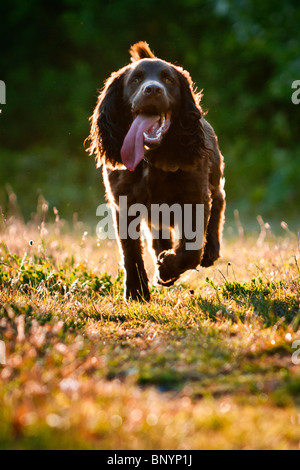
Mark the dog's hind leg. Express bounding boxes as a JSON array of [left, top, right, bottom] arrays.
[[200, 186, 225, 267], [149, 225, 174, 258]]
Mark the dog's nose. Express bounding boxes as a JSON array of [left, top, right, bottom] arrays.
[[143, 83, 163, 96]]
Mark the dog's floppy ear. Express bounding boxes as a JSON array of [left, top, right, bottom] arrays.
[[129, 41, 156, 61], [168, 67, 210, 168], [176, 67, 202, 127], [87, 66, 130, 168]]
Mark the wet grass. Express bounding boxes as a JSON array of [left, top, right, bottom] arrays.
[[0, 211, 299, 449]]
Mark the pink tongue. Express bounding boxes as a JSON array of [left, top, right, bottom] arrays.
[[121, 114, 160, 171]]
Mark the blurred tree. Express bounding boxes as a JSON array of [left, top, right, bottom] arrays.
[[0, 0, 299, 220]]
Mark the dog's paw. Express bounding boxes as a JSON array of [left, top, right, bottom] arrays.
[[199, 253, 215, 267], [125, 282, 150, 302], [200, 251, 220, 268], [157, 250, 180, 285], [125, 289, 151, 302], [200, 242, 220, 267]]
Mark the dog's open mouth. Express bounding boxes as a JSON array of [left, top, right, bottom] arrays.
[[121, 112, 171, 171], [143, 112, 171, 146]]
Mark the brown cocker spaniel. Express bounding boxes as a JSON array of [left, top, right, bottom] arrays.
[[87, 42, 225, 301]]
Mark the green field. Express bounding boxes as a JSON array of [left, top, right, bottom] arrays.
[[0, 209, 299, 450]]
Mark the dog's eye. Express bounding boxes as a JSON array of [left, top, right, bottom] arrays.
[[131, 75, 142, 84], [163, 76, 173, 85]]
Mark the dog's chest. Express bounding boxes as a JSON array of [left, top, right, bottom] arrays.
[[142, 163, 185, 205]]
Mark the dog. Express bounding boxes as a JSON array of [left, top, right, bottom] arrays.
[[87, 41, 225, 301]]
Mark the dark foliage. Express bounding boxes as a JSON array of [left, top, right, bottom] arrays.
[[0, 0, 299, 219]]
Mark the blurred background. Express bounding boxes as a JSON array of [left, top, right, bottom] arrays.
[[0, 0, 299, 225]]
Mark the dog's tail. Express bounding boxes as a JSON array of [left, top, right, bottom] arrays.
[[129, 41, 156, 61]]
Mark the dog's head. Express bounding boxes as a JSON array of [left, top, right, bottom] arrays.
[[87, 42, 207, 171]]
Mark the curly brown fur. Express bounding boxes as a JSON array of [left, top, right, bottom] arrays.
[[87, 42, 225, 301]]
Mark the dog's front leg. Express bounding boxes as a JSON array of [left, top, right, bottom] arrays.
[[114, 210, 150, 301], [157, 200, 211, 285]]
